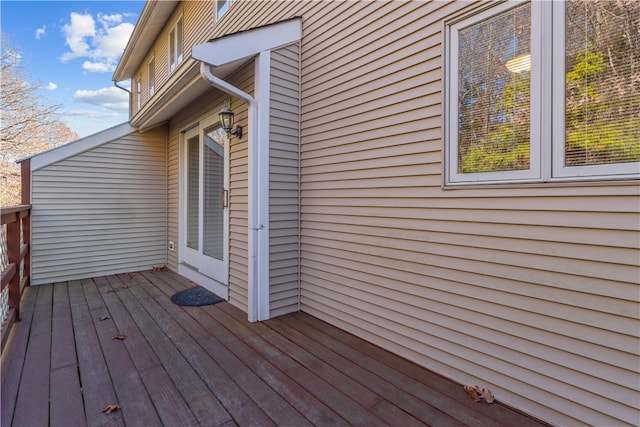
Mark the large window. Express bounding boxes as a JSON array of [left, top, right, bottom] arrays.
[[169, 17, 183, 73], [446, 0, 639, 185]]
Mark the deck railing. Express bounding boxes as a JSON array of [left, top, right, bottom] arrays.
[[1, 204, 31, 351]]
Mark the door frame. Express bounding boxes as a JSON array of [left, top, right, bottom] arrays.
[[177, 111, 229, 299]]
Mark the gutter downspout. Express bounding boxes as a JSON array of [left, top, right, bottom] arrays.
[[199, 62, 263, 322], [114, 80, 132, 119]]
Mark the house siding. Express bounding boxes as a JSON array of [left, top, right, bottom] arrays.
[[132, 1, 214, 116], [30, 126, 167, 285], [226, 64, 253, 313], [269, 44, 301, 317], [291, 1, 639, 426], [121, 1, 639, 425]]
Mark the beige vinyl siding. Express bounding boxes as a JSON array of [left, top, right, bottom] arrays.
[[291, 1, 639, 426], [154, 26, 170, 99], [269, 44, 301, 317], [30, 126, 167, 285], [132, 1, 214, 114], [125, 0, 638, 424], [183, 0, 212, 58], [226, 64, 253, 313], [167, 129, 179, 270]]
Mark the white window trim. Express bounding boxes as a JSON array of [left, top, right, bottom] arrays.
[[135, 76, 141, 111], [148, 56, 155, 97], [445, 1, 639, 187], [168, 16, 183, 74]]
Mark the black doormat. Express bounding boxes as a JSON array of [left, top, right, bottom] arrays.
[[170, 286, 224, 307]]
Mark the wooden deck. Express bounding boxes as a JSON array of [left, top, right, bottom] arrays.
[[1, 269, 546, 426]]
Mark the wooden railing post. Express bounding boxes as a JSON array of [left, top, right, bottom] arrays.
[[20, 159, 31, 290], [6, 213, 21, 321], [21, 215, 30, 289]]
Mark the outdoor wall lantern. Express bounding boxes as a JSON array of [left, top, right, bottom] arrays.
[[219, 105, 243, 139]]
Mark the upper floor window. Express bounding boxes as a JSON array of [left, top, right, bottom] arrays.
[[148, 57, 155, 97], [445, 0, 639, 185], [216, 0, 234, 20], [169, 17, 183, 73], [135, 76, 141, 111]]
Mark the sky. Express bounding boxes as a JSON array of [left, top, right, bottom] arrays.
[[1, 1, 145, 138]]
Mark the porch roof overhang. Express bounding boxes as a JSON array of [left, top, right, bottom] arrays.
[[191, 17, 302, 67]]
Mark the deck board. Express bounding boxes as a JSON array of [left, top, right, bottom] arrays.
[[114, 274, 232, 426], [0, 286, 37, 427], [135, 273, 310, 426], [83, 277, 162, 427], [50, 281, 85, 427], [12, 285, 52, 427], [69, 279, 124, 427], [138, 271, 348, 426], [1, 270, 549, 426]]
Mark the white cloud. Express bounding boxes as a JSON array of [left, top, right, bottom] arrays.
[[61, 13, 95, 61], [65, 109, 120, 119], [35, 26, 46, 40], [98, 13, 123, 28], [73, 86, 129, 110], [60, 11, 134, 72], [46, 82, 57, 91], [93, 22, 134, 58], [82, 60, 112, 73]]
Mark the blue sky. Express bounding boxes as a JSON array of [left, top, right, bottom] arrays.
[[1, 1, 145, 137]]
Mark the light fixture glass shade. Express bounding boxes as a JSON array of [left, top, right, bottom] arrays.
[[218, 106, 234, 132], [505, 53, 531, 73]]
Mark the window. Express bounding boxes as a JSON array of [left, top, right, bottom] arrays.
[[169, 17, 183, 73], [446, 1, 639, 185], [148, 57, 155, 97], [216, 0, 233, 19], [135, 76, 141, 111]]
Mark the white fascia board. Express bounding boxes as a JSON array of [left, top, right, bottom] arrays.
[[191, 17, 301, 66], [26, 122, 137, 171]]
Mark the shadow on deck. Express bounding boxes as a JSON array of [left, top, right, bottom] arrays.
[[1, 269, 546, 426]]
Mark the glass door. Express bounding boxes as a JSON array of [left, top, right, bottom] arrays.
[[182, 121, 229, 285]]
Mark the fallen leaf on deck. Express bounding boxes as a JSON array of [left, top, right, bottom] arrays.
[[100, 315, 111, 321], [464, 385, 495, 404], [102, 404, 121, 414], [152, 265, 167, 271], [464, 385, 481, 402], [479, 388, 495, 404], [112, 332, 126, 340], [190, 281, 198, 288]]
